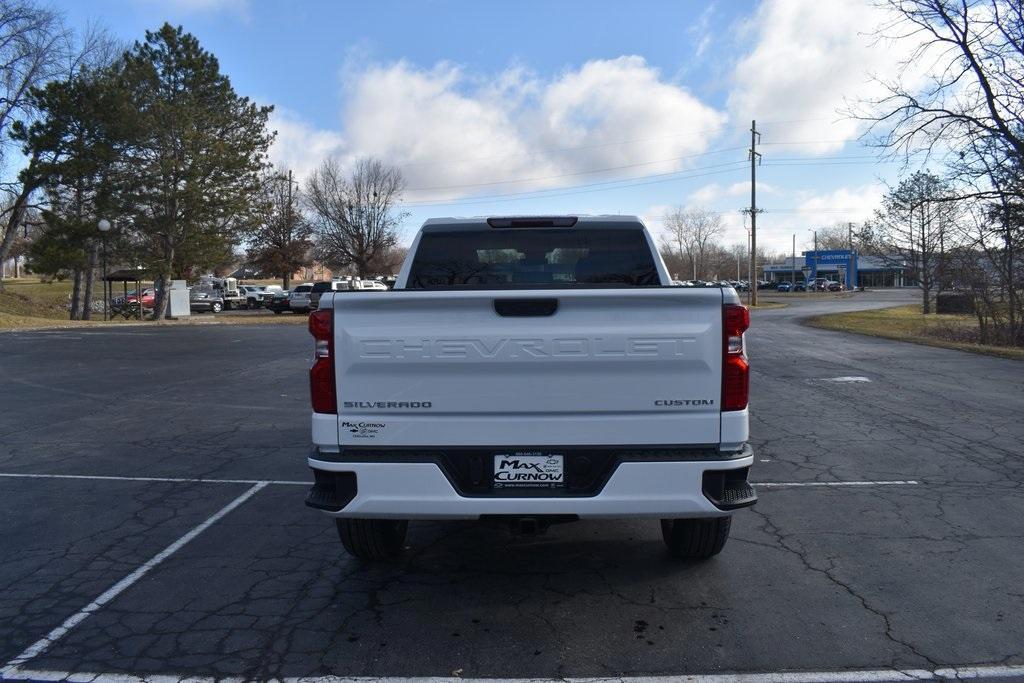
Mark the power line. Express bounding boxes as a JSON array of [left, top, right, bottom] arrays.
[[403, 153, 888, 204], [403, 163, 749, 208], [396, 124, 753, 169], [405, 146, 747, 192], [395, 118, 864, 170]]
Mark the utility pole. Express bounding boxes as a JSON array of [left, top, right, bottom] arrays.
[[791, 233, 796, 284], [848, 221, 855, 290], [746, 120, 762, 306], [813, 229, 818, 290], [280, 169, 297, 289]]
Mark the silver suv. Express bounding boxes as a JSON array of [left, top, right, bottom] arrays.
[[288, 283, 314, 313]]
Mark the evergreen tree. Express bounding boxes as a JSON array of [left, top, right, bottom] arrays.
[[119, 24, 273, 317], [16, 65, 127, 318]]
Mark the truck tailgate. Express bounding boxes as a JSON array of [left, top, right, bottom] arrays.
[[331, 288, 724, 446]]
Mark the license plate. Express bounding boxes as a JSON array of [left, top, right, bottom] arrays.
[[493, 453, 564, 489]]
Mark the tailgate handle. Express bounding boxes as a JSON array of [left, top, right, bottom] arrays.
[[493, 298, 558, 317]]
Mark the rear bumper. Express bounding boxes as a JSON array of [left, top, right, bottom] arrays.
[[307, 446, 755, 519]]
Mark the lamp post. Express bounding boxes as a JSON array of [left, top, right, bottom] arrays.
[[98, 219, 111, 320]]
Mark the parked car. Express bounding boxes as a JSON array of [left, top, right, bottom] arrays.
[[792, 281, 807, 292], [309, 281, 348, 310], [189, 289, 223, 313], [352, 279, 389, 291], [776, 281, 793, 292], [288, 283, 314, 313], [125, 288, 156, 308], [808, 278, 830, 292], [239, 285, 266, 308], [260, 285, 283, 304], [827, 281, 845, 292], [264, 289, 291, 314]]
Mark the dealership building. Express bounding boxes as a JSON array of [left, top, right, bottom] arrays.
[[763, 250, 912, 288]]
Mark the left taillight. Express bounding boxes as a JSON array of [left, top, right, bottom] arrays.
[[308, 309, 336, 414]]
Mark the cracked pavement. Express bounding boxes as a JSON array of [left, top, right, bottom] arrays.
[[0, 289, 1022, 679]]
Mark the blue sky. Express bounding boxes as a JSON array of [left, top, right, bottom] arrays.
[[53, 0, 918, 254]]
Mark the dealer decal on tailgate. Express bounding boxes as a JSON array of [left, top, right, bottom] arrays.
[[493, 453, 565, 488]]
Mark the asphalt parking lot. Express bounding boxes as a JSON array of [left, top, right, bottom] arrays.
[[1, 289, 1022, 682]]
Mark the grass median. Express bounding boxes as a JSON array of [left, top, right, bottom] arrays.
[[805, 304, 1024, 360], [0, 278, 306, 331]]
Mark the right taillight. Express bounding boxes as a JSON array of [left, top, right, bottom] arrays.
[[722, 304, 750, 411], [308, 309, 336, 414]]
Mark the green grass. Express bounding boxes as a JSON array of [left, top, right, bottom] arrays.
[[805, 304, 1024, 361], [0, 277, 306, 331], [761, 291, 854, 300], [0, 278, 77, 319]]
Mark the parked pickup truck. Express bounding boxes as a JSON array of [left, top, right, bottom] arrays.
[[305, 215, 755, 561]]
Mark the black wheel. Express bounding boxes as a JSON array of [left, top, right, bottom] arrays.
[[336, 519, 408, 560], [211, 302, 223, 313], [273, 309, 282, 315], [660, 516, 731, 559]]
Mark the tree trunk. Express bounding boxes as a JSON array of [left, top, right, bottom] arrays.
[[151, 246, 175, 320], [70, 269, 84, 320], [82, 244, 97, 321], [0, 194, 31, 292], [152, 272, 168, 320], [283, 272, 290, 290]]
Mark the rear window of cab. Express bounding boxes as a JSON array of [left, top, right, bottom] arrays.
[[407, 228, 659, 289]]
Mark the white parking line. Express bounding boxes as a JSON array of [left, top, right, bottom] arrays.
[[2, 663, 1024, 682], [0, 482, 267, 677], [756, 480, 919, 488], [0, 472, 308, 486], [0, 472, 922, 489]]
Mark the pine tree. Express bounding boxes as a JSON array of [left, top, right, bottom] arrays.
[[16, 65, 127, 318], [119, 24, 273, 317]]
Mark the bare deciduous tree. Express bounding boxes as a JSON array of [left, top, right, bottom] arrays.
[[0, 14, 117, 293], [860, 0, 1024, 181], [246, 168, 312, 289], [856, 0, 1022, 344], [0, 0, 70, 289], [660, 207, 724, 281], [305, 157, 408, 278], [0, 0, 69, 162]]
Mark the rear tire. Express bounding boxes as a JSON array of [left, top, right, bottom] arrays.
[[210, 302, 222, 313], [661, 516, 731, 559], [336, 519, 408, 560]]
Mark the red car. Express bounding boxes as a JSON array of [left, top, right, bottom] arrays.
[[125, 288, 156, 308]]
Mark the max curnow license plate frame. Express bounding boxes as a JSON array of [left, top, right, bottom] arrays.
[[493, 452, 565, 489]]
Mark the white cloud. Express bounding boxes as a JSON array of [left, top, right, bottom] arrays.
[[688, 5, 717, 60], [793, 183, 884, 227], [638, 204, 674, 235], [278, 56, 726, 202], [727, 0, 924, 154], [268, 109, 346, 182], [688, 180, 777, 204]]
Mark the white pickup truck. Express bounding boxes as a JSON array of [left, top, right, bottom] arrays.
[[305, 216, 755, 561]]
